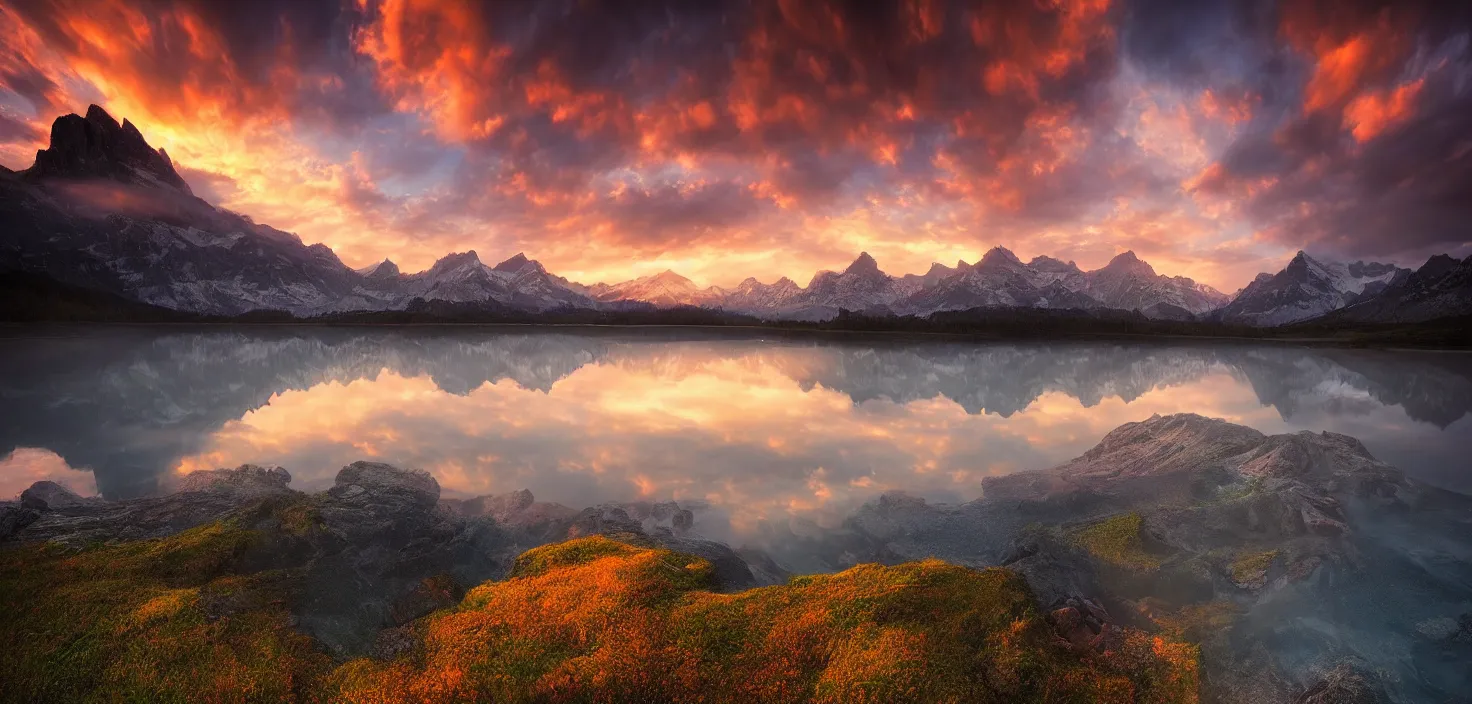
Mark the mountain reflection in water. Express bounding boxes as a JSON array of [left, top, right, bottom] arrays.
[[2, 328, 1470, 545]]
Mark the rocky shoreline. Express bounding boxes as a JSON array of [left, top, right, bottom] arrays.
[[4, 414, 1470, 702]]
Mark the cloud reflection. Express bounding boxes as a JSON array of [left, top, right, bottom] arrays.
[[1, 331, 1468, 537]]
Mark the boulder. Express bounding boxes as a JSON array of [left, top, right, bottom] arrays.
[[19, 480, 94, 510]]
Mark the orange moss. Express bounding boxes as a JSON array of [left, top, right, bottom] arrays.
[[329, 537, 1200, 703], [2, 526, 1200, 704]]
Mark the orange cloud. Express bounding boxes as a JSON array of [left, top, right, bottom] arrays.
[[1343, 78, 1424, 143]]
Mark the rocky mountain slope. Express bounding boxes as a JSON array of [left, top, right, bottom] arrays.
[[1215, 252, 1409, 326], [1327, 253, 1472, 324], [6, 105, 1468, 326], [0, 106, 599, 316], [1081, 251, 1229, 318], [581, 269, 722, 307]]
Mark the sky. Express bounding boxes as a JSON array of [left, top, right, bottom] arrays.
[[1, 0, 1469, 290]]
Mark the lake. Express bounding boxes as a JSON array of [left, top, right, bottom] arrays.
[[5, 327, 1472, 700], [3, 327, 1469, 542]]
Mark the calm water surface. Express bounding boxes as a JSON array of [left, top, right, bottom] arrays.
[[2, 327, 1469, 546]]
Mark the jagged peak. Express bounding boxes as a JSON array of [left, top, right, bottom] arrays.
[[493, 252, 535, 273], [358, 258, 400, 277], [978, 246, 1022, 268], [1287, 250, 1327, 269], [1102, 250, 1156, 276], [1415, 253, 1460, 279], [844, 251, 882, 275], [925, 262, 955, 277], [640, 269, 694, 286], [25, 104, 192, 195], [1029, 255, 1081, 272], [433, 250, 483, 269], [84, 104, 119, 130]]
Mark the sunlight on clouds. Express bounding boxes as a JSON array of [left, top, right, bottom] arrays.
[[0, 448, 98, 499]]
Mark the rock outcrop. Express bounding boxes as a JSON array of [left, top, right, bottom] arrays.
[[750, 414, 1470, 703], [3, 461, 779, 655], [4, 416, 1467, 702], [24, 105, 193, 194], [10, 464, 297, 548]]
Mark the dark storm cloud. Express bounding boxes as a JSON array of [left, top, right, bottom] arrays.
[[1, 0, 391, 132], [358, 0, 1128, 207], [5, 0, 1470, 281], [1177, 0, 1472, 258]]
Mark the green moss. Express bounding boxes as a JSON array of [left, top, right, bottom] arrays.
[[1229, 550, 1278, 587], [1152, 600, 1243, 642], [0, 520, 330, 703], [507, 534, 645, 578], [1071, 513, 1161, 571], [3, 531, 1200, 704], [332, 543, 1199, 703]]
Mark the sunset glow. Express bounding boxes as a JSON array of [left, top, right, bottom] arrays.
[[2, 0, 1470, 289]]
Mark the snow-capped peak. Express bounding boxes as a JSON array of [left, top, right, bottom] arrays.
[[1294, 251, 1402, 296]]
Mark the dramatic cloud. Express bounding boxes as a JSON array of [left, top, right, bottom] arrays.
[[2, 0, 1469, 287]]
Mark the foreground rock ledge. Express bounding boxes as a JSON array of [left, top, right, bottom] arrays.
[[3, 414, 1469, 703]]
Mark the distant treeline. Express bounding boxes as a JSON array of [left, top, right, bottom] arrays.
[[4, 270, 1469, 348]]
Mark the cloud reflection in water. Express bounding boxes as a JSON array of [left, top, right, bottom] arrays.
[[1, 331, 1469, 542]]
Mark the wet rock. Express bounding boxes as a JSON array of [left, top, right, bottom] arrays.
[[1415, 616, 1460, 640], [1416, 613, 1472, 644], [1459, 614, 1472, 645], [1293, 663, 1387, 704]]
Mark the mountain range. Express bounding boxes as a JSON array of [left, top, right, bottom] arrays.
[[2, 105, 1469, 327]]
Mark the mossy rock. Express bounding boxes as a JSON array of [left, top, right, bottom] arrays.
[[1228, 550, 1279, 590], [2, 527, 1201, 703], [1071, 513, 1163, 571]]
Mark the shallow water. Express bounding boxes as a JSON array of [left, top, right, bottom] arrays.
[[2, 327, 1470, 538]]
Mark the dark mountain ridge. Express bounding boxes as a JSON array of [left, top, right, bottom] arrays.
[[3, 105, 1468, 327]]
